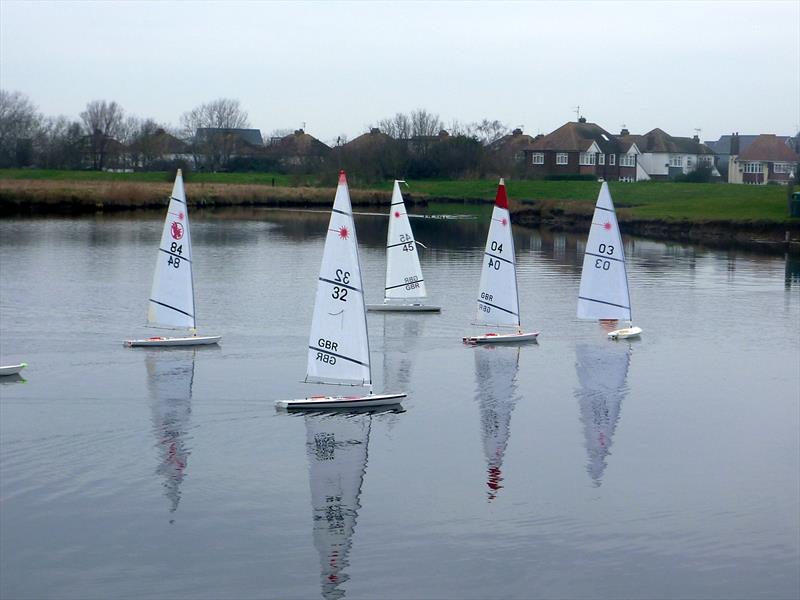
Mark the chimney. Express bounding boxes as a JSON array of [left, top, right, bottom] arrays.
[[294, 128, 304, 135], [620, 128, 629, 136], [370, 127, 380, 135], [512, 128, 522, 136], [692, 134, 700, 142], [578, 117, 587, 123], [731, 132, 740, 155]]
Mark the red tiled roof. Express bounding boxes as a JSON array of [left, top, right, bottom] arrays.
[[739, 134, 799, 162]]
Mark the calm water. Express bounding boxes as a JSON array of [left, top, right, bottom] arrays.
[[1, 209, 798, 600]]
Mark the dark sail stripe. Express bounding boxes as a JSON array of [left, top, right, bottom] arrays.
[[390, 201, 405, 206], [578, 296, 629, 310], [159, 248, 192, 262], [595, 206, 613, 212], [308, 346, 368, 367], [387, 240, 415, 249], [584, 251, 623, 263], [149, 298, 194, 318], [484, 251, 513, 265], [331, 208, 350, 217], [170, 196, 185, 204], [319, 277, 361, 293], [385, 279, 423, 291], [477, 299, 518, 316]]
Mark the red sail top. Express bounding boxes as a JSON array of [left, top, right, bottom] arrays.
[[495, 178, 508, 209], [338, 170, 347, 185]]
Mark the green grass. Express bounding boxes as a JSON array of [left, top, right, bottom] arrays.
[[1, 169, 795, 223]]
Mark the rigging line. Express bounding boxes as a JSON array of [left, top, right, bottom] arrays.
[[484, 251, 514, 265], [308, 346, 369, 367], [149, 298, 194, 318], [477, 299, 518, 316], [385, 279, 424, 291], [578, 296, 630, 309], [158, 248, 193, 262], [583, 251, 623, 263], [318, 277, 361, 293]]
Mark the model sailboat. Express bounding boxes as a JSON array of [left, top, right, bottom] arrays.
[[366, 180, 440, 312], [463, 179, 539, 344], [576, 182, 642, 339], [275, 171, 406, 409], [125, 170, 220, 347]]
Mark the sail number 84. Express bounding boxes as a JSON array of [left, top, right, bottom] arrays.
[[167, 242, 183, 269]]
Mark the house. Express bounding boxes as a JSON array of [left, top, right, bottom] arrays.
[[704, 134, 760, 180], [617, 128, 718, 181], [523, 118, 625, 180], [127, 129, 192, 170], [335, 128, 402, 180], [267, 129, 330, 171], [487, 128, 537, 174], [193, 128, 265, 170], [728, 133, 799, 184]]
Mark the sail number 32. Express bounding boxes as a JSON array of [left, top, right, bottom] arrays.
[[332, 269, 350, 301]]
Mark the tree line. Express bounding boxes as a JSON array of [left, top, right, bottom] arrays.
[[0, 90, 524, 180]]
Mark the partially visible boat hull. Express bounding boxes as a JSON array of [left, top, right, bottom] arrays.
[[125, 335, 221, 347], [608, 326, 642, 340], [463, 331, 539, 344], [0, 363, 27, 376], [276, 392, 406, 410], [366, 303, 441, 312]]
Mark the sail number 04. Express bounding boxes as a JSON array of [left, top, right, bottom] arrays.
[[332, 269, 350, 301], [167, 242, 183, 269], [594, 243, 614, 271]]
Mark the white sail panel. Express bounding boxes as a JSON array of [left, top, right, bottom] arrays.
[[306, 172, 371, 386], [475, 180, 519, 328], [305, 412, 371, 599], [577, 183, 631, 321], [147, 170, 195, 330], [385, 181, 427, 300], [474, 346, 520, 501]]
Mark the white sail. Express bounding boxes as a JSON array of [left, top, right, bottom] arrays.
[[305, 412, 371, 600], [577, 183, 631, 321], [306, 172, 371, 386], [474, 346, 520, 501], [384, 180, 427, 300], [147, 170, 195, 330], [574, 343, 630, 486], [474, 179, 520, 328]]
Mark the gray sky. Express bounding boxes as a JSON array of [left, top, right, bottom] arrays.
[[1, 0, 798, 145]]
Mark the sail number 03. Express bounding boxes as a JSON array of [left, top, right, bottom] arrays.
[[594, 243, 614, 271], [332, 269, 350, 301], [167, 242, 183, 269]]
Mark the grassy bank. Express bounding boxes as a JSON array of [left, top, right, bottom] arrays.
[[0, 168, 797, 225]]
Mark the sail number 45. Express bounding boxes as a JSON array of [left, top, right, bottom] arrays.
[[167, 242, 183, 269], [332, 269, 350, 301]]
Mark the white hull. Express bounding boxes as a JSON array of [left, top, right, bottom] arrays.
[[125, 335, 221, 347], [366, 303, 441, 312], [608, 326, 642, 340], [463, 331, 539, 344], [276, 392, 406, 410], [0, 363, 27, 376]]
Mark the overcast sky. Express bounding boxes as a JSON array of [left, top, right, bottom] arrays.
[[1, 0, 798, 145]]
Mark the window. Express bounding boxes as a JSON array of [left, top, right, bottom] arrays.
[[532, 152, 544, 165], [556, 153, 568, 165], [609, 154, 616, 166], [744, 162, 762, 173], [619, 154, 635, 167], [514, 151, 525, 162], [669, 155, 683, 168], [598, 154, 605, 165], [579, 152, 596, 165], [774, 162, 793, 173]]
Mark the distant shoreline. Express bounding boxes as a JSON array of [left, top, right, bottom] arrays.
[[1, 177, 798, 254]]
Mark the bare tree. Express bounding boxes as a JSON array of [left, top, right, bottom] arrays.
[[34, 115, 84, 169], [80, 100, 125, 169], [376, 112, 412, 139], [0, 90, 41, 167], [180, 98, 251, 169], [410, 108, 443, 138], [474, 119, 509, 145]]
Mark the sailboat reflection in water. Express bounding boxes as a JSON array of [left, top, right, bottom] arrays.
[[145, 349, 196, 517], [474, 345, 521, 501], [303, 411, 374, 600], [574, 342, 631, 486]]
